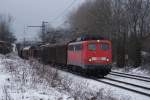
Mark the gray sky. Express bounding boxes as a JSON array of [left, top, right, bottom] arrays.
[[0, 0, 85, 41]]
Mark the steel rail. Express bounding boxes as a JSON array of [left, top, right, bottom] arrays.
[[104, 77, 150, 90], [44, 65, 150, 97], [111, 71, 150, 80], [110, 73, 150, 82], [94, 78, 150, 97]]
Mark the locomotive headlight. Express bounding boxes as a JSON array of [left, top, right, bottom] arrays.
[[106, 58, 109, 62], [88, 58, 92, 62], [97, 40, 100, 42]]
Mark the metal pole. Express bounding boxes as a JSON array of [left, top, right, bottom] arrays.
[[42, 21, 48, 43], [27, 21, 48, 43]]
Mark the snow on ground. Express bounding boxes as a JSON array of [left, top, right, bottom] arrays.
[[106, 74, 150, 88], [113, 66, 150, 77], [0, 53, 71, 100], [58, 69, 150, 100], [0, 53, 150, 100], [129, 66, 150, 76]]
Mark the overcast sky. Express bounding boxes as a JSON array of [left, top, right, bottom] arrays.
[[0, 0, 85, 41]]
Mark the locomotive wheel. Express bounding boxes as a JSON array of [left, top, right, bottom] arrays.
[[76, 67, 81, 73], [96, 70, 105, 78], [98, 74, 104, 78], [68, 65, 71, 71], [93, 70, 99, 76], [84, 69, 91, 77]]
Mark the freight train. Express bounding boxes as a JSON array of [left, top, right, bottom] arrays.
[[20, 34, 112, 76]]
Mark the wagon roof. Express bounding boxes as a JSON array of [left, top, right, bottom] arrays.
[[0, 41, 9, 44], [23, 46, 31, 50], [40, 43, 67, 48]]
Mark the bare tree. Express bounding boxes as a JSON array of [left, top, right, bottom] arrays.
[[38, 25, 68, 44], [111, 0, 128, 67], [0, 14, 16, 43], [126, 0, 150, 67], [69, 0, 112, 38], [68, 0, 150, 67]]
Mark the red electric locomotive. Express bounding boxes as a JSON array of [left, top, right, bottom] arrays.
[[67, 35, 112, 76]]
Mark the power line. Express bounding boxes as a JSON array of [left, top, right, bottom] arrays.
[[56, 0, 81, 27], [25, 0, 78, 39], [50, 0, 77, 24], [27, 21, 48, 43]]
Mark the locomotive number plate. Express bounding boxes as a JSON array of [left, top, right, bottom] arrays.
[[99, 57, 107, 61]]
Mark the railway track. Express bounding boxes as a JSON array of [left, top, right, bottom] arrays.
[[95, 71, 150, 97], [49, 65, 150, 97], [66, 69, 150, 97], [95, 77, 150, 97], [110, 71, 150, 82]]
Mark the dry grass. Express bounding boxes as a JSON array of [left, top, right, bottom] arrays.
[[2, 54, 130, 100]]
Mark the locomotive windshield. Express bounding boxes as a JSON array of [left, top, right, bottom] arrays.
[[100, 43, 109, 50], [88, 44, 96, 51]]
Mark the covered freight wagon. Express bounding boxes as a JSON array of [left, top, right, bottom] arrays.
[[40, 44, 67, 65]]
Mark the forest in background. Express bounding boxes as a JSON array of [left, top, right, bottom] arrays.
[[1, 0, 150, 68], [39, 0, 150, 68], [0, 15, 16, 43]]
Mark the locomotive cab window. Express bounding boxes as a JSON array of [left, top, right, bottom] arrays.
[[88, 44, 96, 51], [68, 45, 74, 51], [69, 44, 82, 51], [100, 43, 109, 50], [75, 44, 82, 51]]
